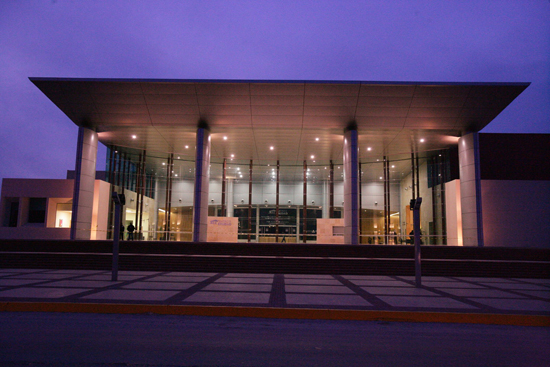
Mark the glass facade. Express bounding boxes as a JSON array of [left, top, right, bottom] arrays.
[[104, 145, 457, 244]]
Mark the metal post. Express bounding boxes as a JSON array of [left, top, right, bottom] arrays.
[[383, 156, 389, 245], [329, 160, 334, 218], [111, 192, 125, 281], [303, 160, 307, 243], [412, 197, 422, 287], [221, 158, 227, 217], [276, 160, 280, 242], [248, 159, 253, 243]]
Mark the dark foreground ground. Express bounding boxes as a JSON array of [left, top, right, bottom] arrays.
[[0, 312, 548, 367]]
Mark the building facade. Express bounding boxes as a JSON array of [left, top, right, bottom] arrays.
[[2, 79, 547, 247]]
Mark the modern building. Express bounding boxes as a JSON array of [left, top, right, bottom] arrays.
[[1, 78, 548, 248]]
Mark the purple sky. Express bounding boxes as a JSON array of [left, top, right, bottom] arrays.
[[1, 0, 548, 181]]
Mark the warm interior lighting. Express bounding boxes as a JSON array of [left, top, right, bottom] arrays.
[[185, 145, 189, 149], [315, 137, 319, 141], [367, 147, 372, 151], [132, 135, 137, 139], [311, 155, 314, 159], [223, 136, 228, 140], [420, 138, 425, 143], [270, 146, 274, 150]]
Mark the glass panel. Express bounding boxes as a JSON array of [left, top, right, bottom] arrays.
[[55, 203, 72, 228]]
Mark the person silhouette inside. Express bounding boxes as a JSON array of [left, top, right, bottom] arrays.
[[127, 222, 135, 240]]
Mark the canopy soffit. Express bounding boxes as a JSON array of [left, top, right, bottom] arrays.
[[30, 78, 528, 165]]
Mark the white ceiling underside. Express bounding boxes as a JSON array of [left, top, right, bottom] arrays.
[[31, 79, 528, 177]]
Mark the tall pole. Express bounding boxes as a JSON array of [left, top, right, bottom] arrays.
[[329, 160, 334, 218], [276, 160, 280, 242], [221, 158, 227, 217], [248, 159, 253, 243], [303, 160, 307, 243]]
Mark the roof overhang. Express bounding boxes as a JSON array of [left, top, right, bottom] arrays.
[[30, 78, 529, 165]]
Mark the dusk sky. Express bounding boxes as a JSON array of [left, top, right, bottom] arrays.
[[1, 0, 548, 181]]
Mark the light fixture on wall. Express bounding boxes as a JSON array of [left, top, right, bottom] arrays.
[[210, 199, 214, 203], [311, 200, 315, 204], [288, 200, 291, 204], [241, 199, 244, 203], [374, 202, 378, 205], [264, 200, 268, 204], [179, 198, 182, 202]]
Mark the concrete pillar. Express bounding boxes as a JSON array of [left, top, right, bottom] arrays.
[[192, 124, 211, 242], [70, 126, 98, 240], [343, 125, 359, 245], [458, 132, 484, 247]]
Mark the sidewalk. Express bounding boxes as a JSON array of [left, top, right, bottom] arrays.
[[1, 268, 549, 325]]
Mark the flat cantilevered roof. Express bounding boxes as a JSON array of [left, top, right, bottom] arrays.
[[30, 78, 528, 165]]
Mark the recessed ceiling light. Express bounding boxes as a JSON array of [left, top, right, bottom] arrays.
[[223, 136, 228, 140], [132, 135, 137, 139], [367, 147, 372, 151], [380, 177, 383, 180], [270, 146, 274, 150], [420, 139, 425, 143], [231, 154, 234, 158], [185, 145, 189, 149], [315, 137, 319, 141], [175, 174, 178, 177], [162, 162, 166, 166], [310, 155, 314, 159], [177, 156, 180, 159], [391, 165, 395, 168]]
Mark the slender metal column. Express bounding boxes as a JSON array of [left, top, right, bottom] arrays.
[[164, 154, 174, 240], [411, 153, 416, 201], [192, 124, 211, 243], [416, 154, 420, 199], [137, 151, 146, 239], [359, 162, 363, 243], [221, 158, 227, 217], [303, 160, 307, 243], [275, 160, 280, 242], [135, 152, 143, 236], [343, 124, 359, 245], [248, 159, 253, 242], [383, 156, 389, 245], [387, 158, 391, 243], [329, 160, 334, 218]]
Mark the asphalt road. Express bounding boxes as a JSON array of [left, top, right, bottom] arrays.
[[0, 312, 548, 367]]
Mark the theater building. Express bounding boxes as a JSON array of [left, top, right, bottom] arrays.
[[1, 78, 548, 248]]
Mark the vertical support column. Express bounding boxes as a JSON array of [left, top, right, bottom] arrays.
[[220, 158, 227, 217], [227, 179, 234, 217], [221, 158, 227, 217], [192, 124, 211, 243], [383, 156, 388, 244], [343, 124, 359, 245], [302, 160, 307, 243], [459, 132, 484, 247], [137, 150, 146, 240], [329, 160, 335, 218], [359, 162, 363, 243], [248, 159, 253, 242], [70, 126, 98, 240], [276, 160, 280, 242], [164, 154, 174, 241]]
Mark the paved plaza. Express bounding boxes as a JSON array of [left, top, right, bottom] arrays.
[[0, 268, 549, 316]]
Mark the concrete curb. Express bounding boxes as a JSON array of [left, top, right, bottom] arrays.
[[1, 301, 549, 327]]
